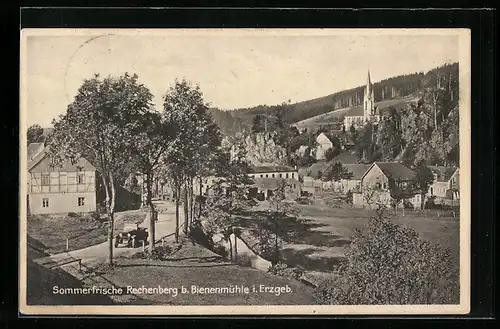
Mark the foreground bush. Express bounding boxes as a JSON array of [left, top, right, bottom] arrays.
[[132, 244, 181, 261], [268, 262, 304, 281], [313, 210, 459, 305]]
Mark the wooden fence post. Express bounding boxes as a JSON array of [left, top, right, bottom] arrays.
[[66, 238, 69, 251]]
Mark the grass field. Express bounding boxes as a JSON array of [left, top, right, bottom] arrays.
[[27, 210, 147, 254], [237, 203, 460, 276], [90, 237, 316, 305]]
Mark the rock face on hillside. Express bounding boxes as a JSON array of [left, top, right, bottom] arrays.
[[223, 132, 288, 166]]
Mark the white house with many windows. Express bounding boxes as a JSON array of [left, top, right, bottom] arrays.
[[27, 143, 97, 215], [248, 165, 301, 200]]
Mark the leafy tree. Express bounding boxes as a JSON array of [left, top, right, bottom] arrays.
[[411, 164, 435, 209], [252, 114, 265, 133], [48, 73, 149, 265], [388, 177, 416, 215], [129, 110, 176, 251], [314, 208, 459, 304], [256, 179, 300, 265], [163, 79, 222, 237], [324, 148, 335, 162], [27, 124, 44, 145], [324, 162, 352, 182], [363, 185, 382, 209]]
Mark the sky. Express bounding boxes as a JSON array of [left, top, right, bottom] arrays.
[[23, 30, 459, 127]]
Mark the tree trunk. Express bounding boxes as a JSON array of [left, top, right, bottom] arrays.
[[228, 236, 233, 262], [234, 232, 238, 262], [108, 172, 117, 266], [147, 171, 156, 254], [198, 176, 203, 218], [175, 184, 180, 243], [183, 185, 189, 234], [275, 233, 279, 264], [189, 178, 194, 226]]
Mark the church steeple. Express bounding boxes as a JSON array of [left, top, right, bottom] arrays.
[[363, 70, 375, 116]]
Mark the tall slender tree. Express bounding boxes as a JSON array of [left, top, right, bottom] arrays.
[[49, 73, 151, 265]]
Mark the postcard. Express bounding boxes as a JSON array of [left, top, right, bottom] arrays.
[[19, 28, 471, 315]]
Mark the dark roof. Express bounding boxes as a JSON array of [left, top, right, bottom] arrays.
[[27, 143, 45, 161], [251, 165, 296, 173], [306, 161, 332, 178], [427, 166, 458, 182], [344, 164, 371, 180], [331, 151, 360, 164], [371, 162, 416, 181]]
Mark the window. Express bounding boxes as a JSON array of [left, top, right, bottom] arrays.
[[279, 174, 282, 178], [383, 182, 387, 189], [260, 174, 263, 178], [41, 174, 50, 186], [77, 173, 85, 184], [286, 173, 289, 179], [272, 174, 275, 178], [42, 198, 49, 208], [78, 197, 85, 206], [430, 187, 434, 195], [265, 174, 268, 178], [292, 173, 295, 179]]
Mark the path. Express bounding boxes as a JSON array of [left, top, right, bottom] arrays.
[[33, 201, 184, 269]]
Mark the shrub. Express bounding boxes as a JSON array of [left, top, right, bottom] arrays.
[[89, 211, 101, 221], [67, 212, 79, 218], [212, 241, 229, 260], [313, 210, 459, 305], [235, 253, 255, 267], [267, 262, 304, 281], [132, 244, 181, 261]]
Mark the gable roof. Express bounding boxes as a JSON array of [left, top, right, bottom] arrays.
[[344, 164, 371, 180], [362, 162, 416, 182], [27, 143, 45, 162], [330, 151, 360, 165], [316, 132, 332, 145], [306, 161, 332, 178], [28, 146, 96, 172], [427, 166, 459, 182], [251, 165, 296, 174]]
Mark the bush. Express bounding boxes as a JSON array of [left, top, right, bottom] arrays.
[[235, 253, 255, 267], [313, 210, 459, 305], [89, 211, 101, 221], [212, 241, 229, 260], [67, 212, 79, 218], [267, 262, 304, 281]]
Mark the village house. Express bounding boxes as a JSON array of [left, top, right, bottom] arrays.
[[315, 132, 334, 160], [427, 166, 460, 203], [334, 164, 372, 193], [300, 161, 333, 195], [314, 132, 355, 161], [248, 165, 301, 200], [352, 162, 421, 209], [27, 143, 97, 215]]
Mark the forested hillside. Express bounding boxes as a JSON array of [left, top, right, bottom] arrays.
[[209, 62, 459, 136]]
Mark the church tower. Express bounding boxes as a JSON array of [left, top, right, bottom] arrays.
[[363, 70, 375, 117]]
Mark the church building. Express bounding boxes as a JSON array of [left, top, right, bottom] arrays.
[[343, 71, 381, 129]]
